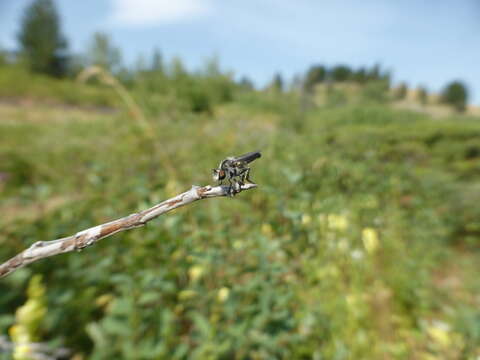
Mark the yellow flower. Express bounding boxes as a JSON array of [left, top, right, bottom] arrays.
[[188, 265, 205, 282], [317, 214, 327, 225], [178, 290, 197, 301], [315, 265, 339, 280], [345, 294, 358, 308], [261, 223, 273, 237], [233, 240, 243, 250], [13, 344, 32, 360], [301, 214, 312, 226], [418, 352, 439, 360], [9, 275, 47, 360], [337, 239, 349, 252], [95, 294, 114, 308], [327, 214, 348, 231], [362, 227, 379, 254], [217, 287, 230, 302], [427, 321, 451, 348]]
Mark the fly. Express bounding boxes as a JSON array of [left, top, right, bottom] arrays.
[[212, 151, 261, 196]]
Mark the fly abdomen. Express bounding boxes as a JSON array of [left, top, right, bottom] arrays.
[[234, 151, 261, 164]]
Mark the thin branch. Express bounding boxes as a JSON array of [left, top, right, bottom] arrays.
[[0, 183, 257, 278]]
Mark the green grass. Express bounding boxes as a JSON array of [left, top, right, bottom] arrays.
[[0, 75, 479, 359], [0, 65, 118, 107]]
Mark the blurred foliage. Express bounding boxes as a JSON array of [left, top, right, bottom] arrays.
[[269, 73, 284, 93], [304, 63, 390, 94], [441, 80, 469, 112], [84, 32, 123, 74], [330, 65, 353, 82], [393, 82, 408, 100], [304, 65, 327, 93], [417, 86, 428, 105], [0, 65, 118, 107], [0, 63, 479, 360]]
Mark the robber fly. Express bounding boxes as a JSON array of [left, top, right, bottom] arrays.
[[212, 151, 261, 196]]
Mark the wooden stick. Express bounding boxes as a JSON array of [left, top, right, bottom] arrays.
[[0, 184, 257, 278]]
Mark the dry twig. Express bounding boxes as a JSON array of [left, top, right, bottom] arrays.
[[0, 184, 257, 278]]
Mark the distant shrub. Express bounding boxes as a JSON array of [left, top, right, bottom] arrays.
[[150, 48, 163, 73], [238, 76, 254, 91], [270, 73, 284, 93], [417, 86, 428, 105], [393, 82, 408, 100], [361, 80, 390, 103], [352, 67, 368, 84], [441, 81, 468, 112], [85, 32, 122, 74], [129, 56, 236, 114], [184, 84, 212, 113], [304, 65, 327, 93], [330, 65, 352, 82], [325, 85, 348, 106]]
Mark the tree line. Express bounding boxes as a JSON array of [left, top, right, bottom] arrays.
[[2, 0, 472, 112]]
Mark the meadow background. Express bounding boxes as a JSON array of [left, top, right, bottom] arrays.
[[1, 1, 480, 359]]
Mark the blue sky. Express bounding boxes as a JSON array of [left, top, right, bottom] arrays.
[[1, 0, 479, 103]]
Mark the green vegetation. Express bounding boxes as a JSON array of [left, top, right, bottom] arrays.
[[442, 81, 469, 112], [2, 3, 478, 357], [0, 64, 479, 359], [393, 82, 408, 100], [84, 32, 123, 74], [0, 66, 118, 107], [270, 73, 284, 93], [303, 64, 390, 94], [417, 86, 428, 105]]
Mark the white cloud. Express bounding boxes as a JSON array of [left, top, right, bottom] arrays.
[[109, 0, 212, 27]]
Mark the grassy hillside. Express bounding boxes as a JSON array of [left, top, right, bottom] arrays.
[[0, 73, 479, 359]]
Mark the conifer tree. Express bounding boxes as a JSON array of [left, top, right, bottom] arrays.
[[18, 0, 68, 76]]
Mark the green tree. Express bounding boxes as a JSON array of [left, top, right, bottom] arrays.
[[441, 81, 468, 112], [330, 65, 352, 82], [17, 0, 68, 76], [151, 48, 163, 72], [394, 82, 408, 100], [86, 32, 122, 73], [352, 67, 367, 84], [169, 56, 187, 80], [239, 76, 254, 90], [417, 86, 428, 105], [366, 63, 391, 84], [271, 73, 284, 92], [304, 65, 327, 93], [367, 63, 381, 81]]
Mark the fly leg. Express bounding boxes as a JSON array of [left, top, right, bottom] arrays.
[[244, 167, 256, 185], [227, 178, 235, 197]]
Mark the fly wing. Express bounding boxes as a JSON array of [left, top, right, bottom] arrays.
[[233, 151, 261, 164]]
